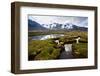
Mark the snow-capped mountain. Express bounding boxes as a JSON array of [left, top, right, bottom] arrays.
[[41, 23, 80, 30], [28, 19, 88, 31]]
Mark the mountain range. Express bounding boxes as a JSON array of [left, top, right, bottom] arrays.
[[28, 19, 88, 31]]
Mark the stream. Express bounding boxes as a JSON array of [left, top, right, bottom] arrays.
[[29, 34, 74, 59], [59, 44, 74, 59]]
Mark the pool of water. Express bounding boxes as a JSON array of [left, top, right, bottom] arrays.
[[30, 34, 64, 40]]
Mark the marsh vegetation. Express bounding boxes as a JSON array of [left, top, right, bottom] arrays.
[[28, 31, 88, 60]]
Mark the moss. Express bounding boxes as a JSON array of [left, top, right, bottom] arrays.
[[28, 40, 61, 60], [72, 43, 88, 58], [59, 31, 87, 44], [28, 31, 88, 60]]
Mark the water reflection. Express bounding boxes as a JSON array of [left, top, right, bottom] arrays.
[[31, 34, 64, 40]]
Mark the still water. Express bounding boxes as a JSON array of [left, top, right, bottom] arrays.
[[31, 34, 64, 40]]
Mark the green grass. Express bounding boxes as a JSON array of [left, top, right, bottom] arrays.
[[59, 31, 88, 44], [28, 40, 61, 60], [28, 31, 88, 60], [72, 43, 88, 58]]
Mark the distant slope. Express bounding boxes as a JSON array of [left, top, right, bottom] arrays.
[[72, 25, 88, 31], [28, 19, 46, 31]]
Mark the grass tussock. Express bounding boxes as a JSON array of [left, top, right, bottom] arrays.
[[28, 40, 61, 60], [72, 43, 88, 58], [28, 31, 88, 60]]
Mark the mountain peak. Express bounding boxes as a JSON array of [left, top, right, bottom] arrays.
[[28, 19, 87, 31]]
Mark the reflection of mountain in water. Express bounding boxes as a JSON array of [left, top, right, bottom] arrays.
[[28, 19, 88, 31], [32, 34, 64, 40]]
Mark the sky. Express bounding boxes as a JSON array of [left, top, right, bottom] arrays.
[[28, 15, 88, 27]]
